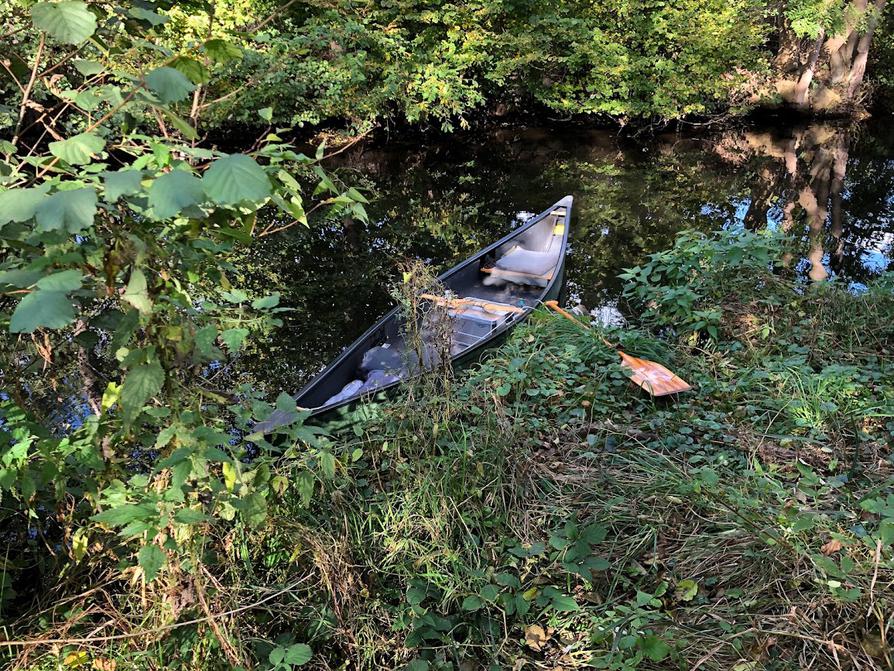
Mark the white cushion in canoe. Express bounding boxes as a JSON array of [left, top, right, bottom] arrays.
[[495, 246, 558, 276]]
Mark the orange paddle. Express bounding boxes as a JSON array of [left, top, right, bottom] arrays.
[[544, 300, 691, 397]]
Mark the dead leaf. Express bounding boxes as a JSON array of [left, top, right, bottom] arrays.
[[92, 660, 117, 671], [525, 623, 553, 651], [821, 539, 843, 555]]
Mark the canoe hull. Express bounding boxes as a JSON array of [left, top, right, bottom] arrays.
[[257, 196, 573, 430]]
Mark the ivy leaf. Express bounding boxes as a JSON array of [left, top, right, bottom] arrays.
[[144, 66, 195, 104], [123, 268, 152, 315], [36, 269, 82, 292], [103, 169, 143, 202], [0, 185, 50, 226], [203, 38, 242, 64], [120, 361, 165, 425], [31, 1, 97, 44], [9, 290, 75, 333], [49, 132, 105, 165], [35, 188, 97, 233], [148, 171, 204, 219], [220, 328, 249, 351], [137, 544, 165, 582], [202, 154, 271, 206]]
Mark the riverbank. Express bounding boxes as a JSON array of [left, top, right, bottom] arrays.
[[9, 229, 893, 670]]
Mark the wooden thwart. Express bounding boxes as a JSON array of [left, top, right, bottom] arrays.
[[544, 300, 691, 397], [420, 293, 526, 315]]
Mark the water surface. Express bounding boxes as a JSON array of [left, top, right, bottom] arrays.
[[237, 120, 894, 397]]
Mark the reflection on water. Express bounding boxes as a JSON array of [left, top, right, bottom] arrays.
[[236, 120, 894, 396]]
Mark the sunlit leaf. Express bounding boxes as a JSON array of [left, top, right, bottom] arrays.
[[122, 268, 152, 315], [203, 38, 242, 64], [170, 56, 210, 84], [31, 1, 97, 44], [49, 132, 105, 165], [202, 154, 271, 205]]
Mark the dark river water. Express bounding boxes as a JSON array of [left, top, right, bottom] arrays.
[[234, 120, 894, 397]]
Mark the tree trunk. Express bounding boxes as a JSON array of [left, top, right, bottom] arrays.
[[831, 0, 869, 83], [794, 30, 826, 106], [846, 0, 886, 100]]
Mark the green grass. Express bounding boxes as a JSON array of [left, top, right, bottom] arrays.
[[7, 234, 894, 670]]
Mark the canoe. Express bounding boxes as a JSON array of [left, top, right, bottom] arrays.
[[255, 195, 572, 430]]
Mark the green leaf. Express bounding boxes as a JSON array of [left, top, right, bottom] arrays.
[[148, 171, 204, 219], [138, 544, 166, 582], [123, 268, 152, 315], [9, 290, 74, 333], [35, 188, 97, 233], [73, 59, 103, 76], [36, 269, 82, 292], [203, 38, 242, 64], [258, 107, 273, 122], [674, 579, 698, 602], [638, 634, 671, 662], [48, 132, 105, 165], [128, 7, 169, 26], [170, 56, 210, 84], [461, 595, 483, 611], [283, 644, 312, 666], [31, 1, 97, 44], [173, 508, 208, 524], [144, 66, 195, 104], [0, 268, 41, 288], [103, 170, 143, 201], [120, 361, 165, 425], [0, 185, 50, 226], [251, 293, 280, 309], [220, 328, 249, 351], [548, 593, 579, 612], [202, 154, 271, 206], [346, 187, 369, 204], [92, 502, 156, 526]]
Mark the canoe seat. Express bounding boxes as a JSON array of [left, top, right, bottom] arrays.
[[482, 245, 559, 287]]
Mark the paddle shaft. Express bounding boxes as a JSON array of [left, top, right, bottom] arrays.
[[544, 301, 613, 348]]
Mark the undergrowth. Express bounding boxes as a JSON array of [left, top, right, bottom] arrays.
[[6, 231, 894, 670]]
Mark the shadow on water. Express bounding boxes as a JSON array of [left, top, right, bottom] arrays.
[[234, 120, 894, 397]]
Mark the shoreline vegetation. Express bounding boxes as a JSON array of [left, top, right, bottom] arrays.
[[3, 229, 894, 669], [0, 1, 893, 669]]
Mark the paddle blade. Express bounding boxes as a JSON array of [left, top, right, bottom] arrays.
[[618, 351, 692, 397]]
